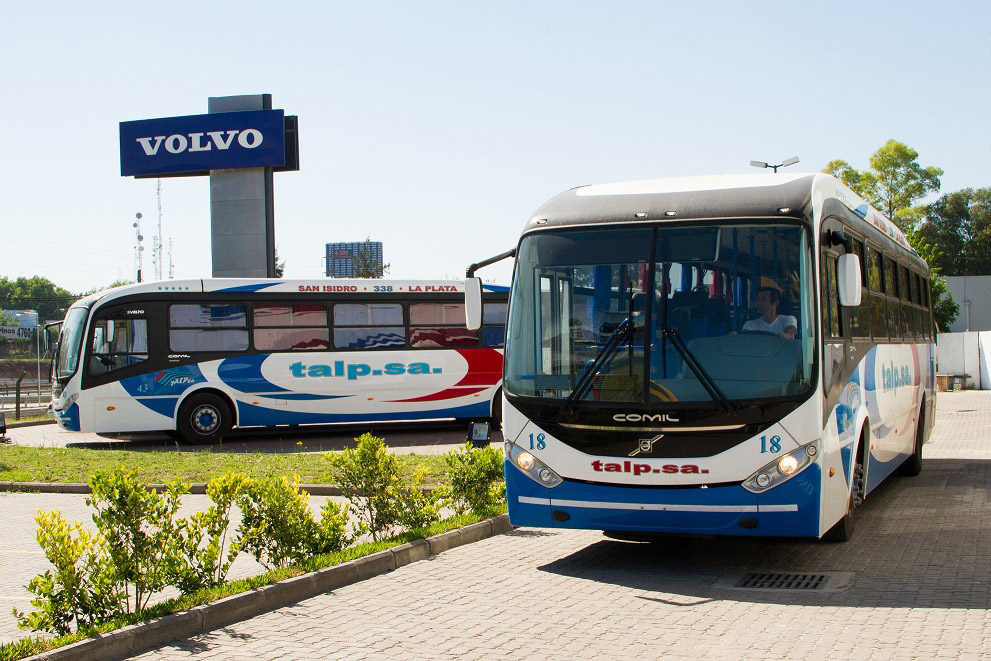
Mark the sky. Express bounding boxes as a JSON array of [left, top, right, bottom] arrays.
[[2, 1, 990, 294]]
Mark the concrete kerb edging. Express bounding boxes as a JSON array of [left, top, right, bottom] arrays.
[[28, 513, 513, 661], [0, 482, 347, 496]]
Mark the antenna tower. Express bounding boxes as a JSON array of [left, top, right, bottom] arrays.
[[168, 237, 174, 279], [152, 179, 164, 280]]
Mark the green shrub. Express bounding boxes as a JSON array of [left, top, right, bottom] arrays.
[[444, 442, 506, 516], [13, 511, 121, 636], [87, 468, 186, 612], [166, 472, 249, 595], [236, 475, 353, 569], [325, 433, 404, 541], [395, 465, 446, 530]]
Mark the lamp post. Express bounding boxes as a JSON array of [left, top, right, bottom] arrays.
[[750, 156, 800, 173]]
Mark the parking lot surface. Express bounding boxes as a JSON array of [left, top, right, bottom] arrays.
[[124, 391, 991, 659], [5, 419, 489, 455]]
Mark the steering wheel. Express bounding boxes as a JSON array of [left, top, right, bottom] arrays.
[[740, 330, 778, 337]]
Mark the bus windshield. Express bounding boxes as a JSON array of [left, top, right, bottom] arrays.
[[55, 307, 88, 381], [505, 223, 816, 405]]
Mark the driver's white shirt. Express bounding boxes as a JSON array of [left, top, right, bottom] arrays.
[[742, 314, 797, 335]]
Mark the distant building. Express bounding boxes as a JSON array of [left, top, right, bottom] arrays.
[[325, 241, 383, 278]]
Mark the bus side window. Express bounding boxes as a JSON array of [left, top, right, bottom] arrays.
[[89, 316, 149, 375], [253, 304, 329, 351], [883, 256, 900, 340], [333, 303, 404, 350], [409, 303, 479, 348], [868, 247, 887, 340], [850, 238, 869, 338], [821, 254, 841, 339], [170, 304, 249, 352], [482, 303, 508, 347]]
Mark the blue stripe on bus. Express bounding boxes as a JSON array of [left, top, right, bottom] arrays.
[[135, 397, 180, 419], [217, 354, 292, 393], [55, 403, 81, 431], [214, 283, 282, 293], [235, 399, 491, 427]]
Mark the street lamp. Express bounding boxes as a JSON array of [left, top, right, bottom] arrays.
[[750, 156, 800, 173]]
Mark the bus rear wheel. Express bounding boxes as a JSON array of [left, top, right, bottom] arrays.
[[897, 404, 925, 477], [177, 393, 233, 445]]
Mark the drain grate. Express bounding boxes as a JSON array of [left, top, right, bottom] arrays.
[[735, 572, 829, 590]]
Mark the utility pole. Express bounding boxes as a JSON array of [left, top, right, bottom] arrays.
[[133, 212, 144, 282], [168, 237, 174, 279]]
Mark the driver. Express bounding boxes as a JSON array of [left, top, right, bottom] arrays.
[[742, 286, 797, 339]]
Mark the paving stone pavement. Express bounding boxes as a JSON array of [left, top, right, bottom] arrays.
[[124, 391, 991, 660]]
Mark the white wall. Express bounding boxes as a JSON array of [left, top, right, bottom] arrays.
[[936, 331, 991, 389]]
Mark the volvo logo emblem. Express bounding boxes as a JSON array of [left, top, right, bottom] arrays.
[[629, 435, 664, 457]]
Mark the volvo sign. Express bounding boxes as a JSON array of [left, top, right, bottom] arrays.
[[119, 109, 287, 177]]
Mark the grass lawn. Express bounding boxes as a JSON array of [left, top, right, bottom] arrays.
[[0, 445, 452, 486]]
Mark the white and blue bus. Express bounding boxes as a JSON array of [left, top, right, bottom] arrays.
[[51, 279, 508, 443], [466, 173, 935, 541]]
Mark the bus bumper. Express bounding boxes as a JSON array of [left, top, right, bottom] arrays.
[[53, 402, 81, 432], [505, 461, 820, 538]]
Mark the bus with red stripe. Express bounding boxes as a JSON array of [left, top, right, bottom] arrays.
[[49, 279, 507, 443]]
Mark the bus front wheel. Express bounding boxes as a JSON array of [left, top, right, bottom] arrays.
[[177, 393, 233, 445], [823, 457, 865, 543]]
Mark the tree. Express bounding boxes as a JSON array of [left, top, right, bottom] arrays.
[[0, 276, 76, 323], [352, 238, 389, 278], [824, 140, 956, 329], [273, 245, 285, 278], [905, 227, 959, 331], [824, 139, 942, 232], [914, 188, 991, 276], [83, 279, 135, 297]]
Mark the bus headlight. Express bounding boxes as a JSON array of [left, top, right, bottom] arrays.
[[777, 455, 800, 475], [743, 440, 819, 494], [505, 441, 563, 488]]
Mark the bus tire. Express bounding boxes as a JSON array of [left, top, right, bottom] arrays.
[[823, 449, 865, 543], [897, 402, 925, 477], [177, 393, 233, 445], [490, 389, 503, 430]]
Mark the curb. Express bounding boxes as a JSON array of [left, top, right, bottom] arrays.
[[0, 482, 348, 496], [4, 419, 55, 429], [0, 483, 437, 497], [27, 514, 512, 661]]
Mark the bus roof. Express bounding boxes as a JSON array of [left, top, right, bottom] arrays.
[[523, 173, 915, 256], [69, 279, 509, 310]]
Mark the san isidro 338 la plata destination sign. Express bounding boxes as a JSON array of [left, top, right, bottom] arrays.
[[119, 95, 299, 278]]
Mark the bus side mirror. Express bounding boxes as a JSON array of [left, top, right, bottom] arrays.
[[837, 253, 862, 307], [465, 278, 483, 330]]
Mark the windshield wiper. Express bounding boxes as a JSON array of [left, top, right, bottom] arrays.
[[661, 326, 734, 413], [562, 318, 636, 415]]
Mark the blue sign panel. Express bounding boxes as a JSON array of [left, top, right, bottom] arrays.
[[120, 110, 286, 177]]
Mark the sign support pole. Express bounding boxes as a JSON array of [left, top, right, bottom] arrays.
[[208, 94, 276, 278]]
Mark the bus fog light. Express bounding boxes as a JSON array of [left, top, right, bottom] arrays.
[[538, 468, 554, 483], [755, 473, 770, 488], [777, 455, 800, 475], [517, 451, 535, 471], [806, 444, 817, 457]]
